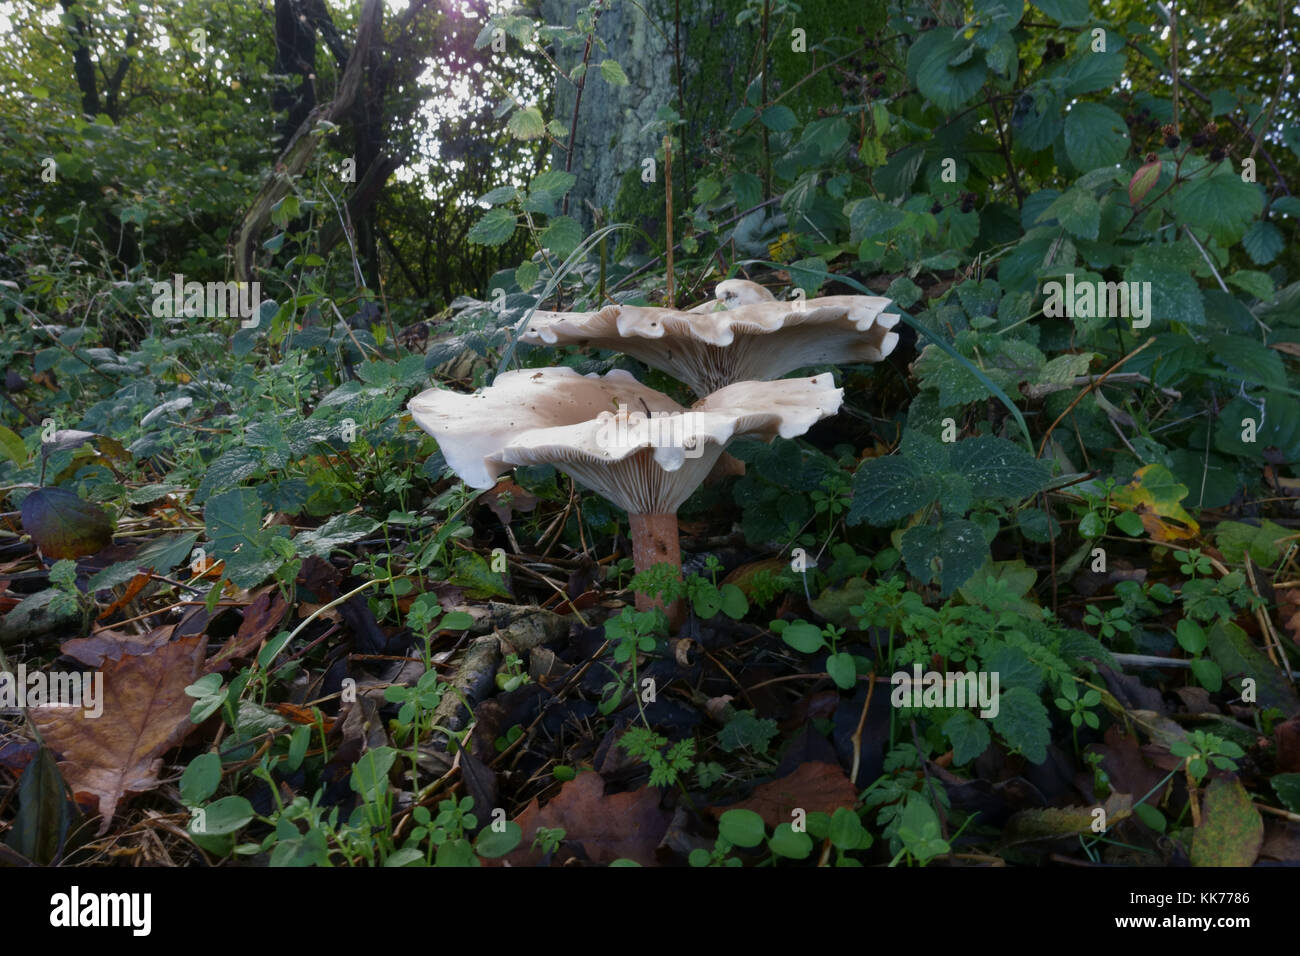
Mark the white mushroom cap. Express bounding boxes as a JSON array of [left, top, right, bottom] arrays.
[[521, 296, 901, 395], [687, 278, 776, 312], [408, 369, 843, 515]]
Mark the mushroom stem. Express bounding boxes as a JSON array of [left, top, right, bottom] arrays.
[[628, 511, 684, 626]]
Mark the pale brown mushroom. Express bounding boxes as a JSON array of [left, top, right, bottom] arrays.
[[521, 294, 901, 396], [408, 368, 843, 623]]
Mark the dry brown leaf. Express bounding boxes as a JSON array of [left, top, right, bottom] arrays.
[[206, 586, 287, 672], [501, 772, 669, 866], [60, 626, 174, 667], [707, 761, 857, 827], [31, 633, 207, 834]]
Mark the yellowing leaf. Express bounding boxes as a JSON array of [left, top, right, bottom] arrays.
[[1110, 463, 1199, 541]]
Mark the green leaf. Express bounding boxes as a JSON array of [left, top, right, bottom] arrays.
[[1065, 52, 1124, 95], [529, 169, 577, 198], [1113, 510, 1145, 537], [1176, 619, 1207, 654], [515, 260, 540, 290], [768, 823, 814, 859], [204, 487, 287, 588], [1189, 658, 1222, 692], [718, 808, 766, 848], [506, 106, 545, 140], [1241, 221, 1283, 265], [1174, 172, 1264, 245], [991, 686, 1051, 763], [467, 208, 517, 246], [848, 457, 938, 525], [474, 821, 523, 858], [949, 436, 1050, 500], [0, 424, 28, 466], [1031, 0, 1090, 25], [1040, 189, 1100, 239], [1272, 774, 1300, 813], [900, 519, 989, 596], [598, 59, 629, 86], [718, 710, 778, 753], [194, 796, 254, 836], [1213, 519, 1290, 566], [4, 747, 77, 865], [916, 37, 988, 111], [1227, 270, 1274, 301], [943, 710, 991, 765], [781, 621, 827, 653], [1207, 620, 1300, 711], [801, 117, 849, 157], [541, 215, 584, 259], [826, 651, 857, 690], [295, 514, 381, 557], [760, 105, 798, 131], [1063, 103, 1130, 171], [180, 753, 223, 805]]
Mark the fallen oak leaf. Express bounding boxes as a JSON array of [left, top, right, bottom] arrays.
[[30, 633, 207, 835]]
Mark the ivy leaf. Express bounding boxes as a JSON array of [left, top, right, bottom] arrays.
[[848, 457, 938, 526], [990, 686, 1051, 763], [467, 208, 517, 246]]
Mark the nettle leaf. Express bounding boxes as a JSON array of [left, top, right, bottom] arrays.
[[598, 59, 628, 86], [991, 686, 1051, 763], [541, 215, 584, 259], [20, 487, 114, 559], [1174, 171, 1263, 245], [467, 208, 517, 246], [950, 436, 1050, 500], [295, 514, 381, 557], [506, 106, 545, 140], [848, 456, 938, 526], [204, 487, 289, 588], [900, 519, 988, 596], [942, 710, 991, 765]]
